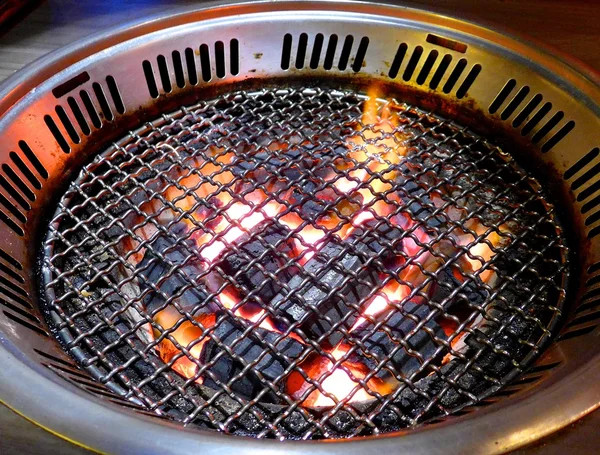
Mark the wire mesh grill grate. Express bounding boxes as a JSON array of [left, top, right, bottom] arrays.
[[42, 87, 568, 439]]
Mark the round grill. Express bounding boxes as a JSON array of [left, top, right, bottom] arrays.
[[42, 87, 568, 438]]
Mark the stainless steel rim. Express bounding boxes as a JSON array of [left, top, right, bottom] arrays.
[[0, 1, 598, 453]]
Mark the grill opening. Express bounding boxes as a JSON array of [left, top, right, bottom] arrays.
[[41, 86, 568, 439]]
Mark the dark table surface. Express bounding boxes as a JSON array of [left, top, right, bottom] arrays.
[[0, 0, 598, 453]]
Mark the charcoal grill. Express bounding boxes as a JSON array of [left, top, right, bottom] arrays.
[[0, 1, 598, 453]]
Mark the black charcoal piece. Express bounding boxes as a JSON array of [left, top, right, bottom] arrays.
[[428, 267, 488, 310], [397, 177, 446, 230], [216, 221, 299, 306], [348, 219, 405, 266], [349, 302, 446, 378], [138, 223, 218, 315], [270, 238, 379, 346], [200, 318, 304, 399]]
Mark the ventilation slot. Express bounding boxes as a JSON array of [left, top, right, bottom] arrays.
[[310, 33, 325, 69], [443, 58, 467, 94], [501, 86, 530, 120], [106, 76, 125, 114], [185, 48, 198, 85], [455, 64, 481, 99], [55, 106, 80, 144], [172, 51, 186, 88], [521, 102, 552, 136], [2, 164, 34, 201], [3, 311, 48, 336], [67, 97, 91, 136], [230, 39, 240, 76], [429, 54, 452, 90], [281, 33, 293, 70], [9, 151, 41, 190], [541, 120, 575, 153], [402, 46, 423, 81], [92, 83, 114, 121], [18, 141, 47, 179], [0, 210, 23, 236], [532, 111, 564, 143], [0, 297, 37, 322], [0, 175, 29, 211], [559, 324, 598, 341], [337, 35, 354, 71], [199, 44, 212, 82], [388, 42, 408, 79], [323, 35, 338, 70], [157, 55, 172, 93], [416, 50, 438, 85], [489, 79, 517, 114], [0, 260, 24, 283], [80, 90, 102, 128], [143, 60, 159, 98], [351, 36, 369, 72], [570, 162, 600, 191], [35, 349, 78, 368], [0, 193, 25, 223], [295, 33, 309, 69], [215, 41, 226, 78]]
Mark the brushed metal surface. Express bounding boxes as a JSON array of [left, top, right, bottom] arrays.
[[0, 1, 598, 454]]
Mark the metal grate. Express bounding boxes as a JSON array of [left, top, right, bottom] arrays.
[[42, 87, 568, 439]]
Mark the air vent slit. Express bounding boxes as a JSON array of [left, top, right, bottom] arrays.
[[512, 93, 543, 128], [142, 60, 159, 98], [0, 175, 30, 211], [0, 276, 27, 297], [18, 141, 47, 179], [489, 79, 517, 114], [426, 33, 468, 53], [171, 51, 186, 88], [0, 298, 39, 322], [521, 102, 552, 136], [46, 363, 92, 381], [403, 45, 423, 81], [185, 48, 199, 85], [310, 33, 325, 69], [501, 86, 530, 120], [55, 106, 80, 144], [456, 63, 481, 99], [67, 97, 91, 136], [52, 71, 90, 98], [106, 76, 125, 114], [586, 210, 600, 226], [351, 36, 370, 72], [215, 41, 226, 78], [0, 284, 30, 307], [0, 249, 22, 270], [588, 225, 600, 239], [0, 210, 23, 236], [2, 164, 35, 201], [443, 58, 467, 94], [79, 90, 102, 129], [578, 180, 600, 202], [0, 193, 25, 223], [156, 55, 172, 93], [323, 34, 339, 70], [9, 152, 41, 190], [337, 35, 354, 71], [571, 162, 600, 191], [0, 261, 25, 283], [3, 311, 47, 336], [229, 39, 240, 76], [416, 50, 438, 85], [92, 83, 114, 121], [199, 44, 212, 82], [582, 194, 600, 214], [565, 147, 599, 180], [281, 33, 293, 70], [429, 54, 452, 90], [532, 111, 564, 143], [542, 120, 575, 153]]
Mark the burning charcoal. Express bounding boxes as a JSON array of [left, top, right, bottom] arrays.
[[270, 238, 379, 346], [428, 267, 488, 310], [137, 222, 218, 316], [348, 219, 405, 267], [348, 302, 446, 379], [395, 177, 446, 230], [200, 318, 304, 399], [216, 221, 299, 307]]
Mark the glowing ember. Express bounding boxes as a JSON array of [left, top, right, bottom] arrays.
[[126, 89, 513, 408]]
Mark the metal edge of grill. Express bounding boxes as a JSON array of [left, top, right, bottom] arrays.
[[0, 1, 597, 453]]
